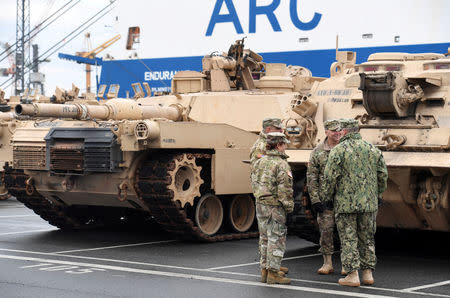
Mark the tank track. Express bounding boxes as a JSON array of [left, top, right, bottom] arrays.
[[287, 194, 320, 244], [135, 152, 259, 242], [287, 177, 320, 244], [3, 169, 83, 229]]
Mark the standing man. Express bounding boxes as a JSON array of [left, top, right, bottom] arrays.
[[323, 119, 388, 287], [306, 119, 341, 275], [250, 118, 283, 167], [252, 132, 294, 285]]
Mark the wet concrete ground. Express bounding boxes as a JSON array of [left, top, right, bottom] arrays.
[[1, 198, 449, 298]]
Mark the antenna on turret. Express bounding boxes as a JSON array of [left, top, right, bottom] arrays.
[[336, 35, 339, 60]]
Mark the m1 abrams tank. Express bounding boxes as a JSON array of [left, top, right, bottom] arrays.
[[286, 50, 449, 240], [0, 88, 22, 200], [0, 85, 100, 200], [6, 39, 324, 241]]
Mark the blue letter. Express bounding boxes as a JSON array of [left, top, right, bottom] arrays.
[[206, 0, 243, 36], [249, 0, 281, 33], [289, 0, 321, 31]]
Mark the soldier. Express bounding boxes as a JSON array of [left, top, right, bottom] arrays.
[[306, 119, 341, 275], [251, 132, 294, 285], [323, 119, 388, 287], [250, 118, 283, 168]]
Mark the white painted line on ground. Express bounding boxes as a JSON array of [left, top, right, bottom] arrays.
[[52, 240, 177, 254], [212, 270, 450, 298], [0, 248, 212, 272], [0, 229, 56, 236], [207, 252, 322, 270], [0, 253, 395, 298], [403, 280, 450, 292], [0, 215, 36, 218], [1, 248, 448, 297]]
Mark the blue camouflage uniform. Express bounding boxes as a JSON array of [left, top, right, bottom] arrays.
[[323, 119, 388, 273]]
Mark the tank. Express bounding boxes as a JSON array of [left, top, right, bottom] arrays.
[[0, 85, 100, 200], [5, 39, 323, 241], [0, 111, 15, 200], [285, 50, 450, 241], [0, 88, 20, 200]]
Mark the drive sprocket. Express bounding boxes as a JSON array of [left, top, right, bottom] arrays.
[[166, 153, 204, 208]]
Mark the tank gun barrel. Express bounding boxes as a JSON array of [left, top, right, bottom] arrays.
[[15, 99, 183, 121]]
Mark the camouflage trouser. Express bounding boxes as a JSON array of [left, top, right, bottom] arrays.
[[335, 212, 377, 273], [317, 209, 335, 255], [256, 202, 287, 271]]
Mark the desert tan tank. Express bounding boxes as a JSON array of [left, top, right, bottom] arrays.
[[5, 39, 324, 240], [0, 88, 20, 200], [0, 85, 100, 200], [286, 50, 450, 241], [0, 111, 15, 200]]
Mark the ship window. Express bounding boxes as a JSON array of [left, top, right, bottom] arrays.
[[362, 33, 373, 39], [298, 37, 309, 43], [423, 64, 430, 70], [394, 35, 400, 43]]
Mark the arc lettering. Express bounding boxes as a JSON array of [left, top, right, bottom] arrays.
[[206, 0, 322, 36]]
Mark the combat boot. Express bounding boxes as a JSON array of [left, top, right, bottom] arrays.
[[338, 270, 360, 287], [267, 269, 291, 285], [362, 269, 374, 285], [279, 266, 289, 274], [317, 254, 334, 275], [261, 268, 268, 283], [261, 268, 285, 283]]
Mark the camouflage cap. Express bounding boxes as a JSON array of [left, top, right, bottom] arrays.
[[267, 132, 290, 144], [339, 118, 359, 129], [262, 117, 282, 129], [324, 119, 341, 131]]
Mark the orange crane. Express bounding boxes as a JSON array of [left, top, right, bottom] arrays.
[[76, 33, 121, 93]]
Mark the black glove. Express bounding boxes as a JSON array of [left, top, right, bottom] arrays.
[[378, 196, 383, 207], [325, 200, 334, 210], [312, 202, 324, 214]]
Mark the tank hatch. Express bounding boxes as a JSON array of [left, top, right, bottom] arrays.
[[359, 71, 425, 117], [44, 128, 121, 174]]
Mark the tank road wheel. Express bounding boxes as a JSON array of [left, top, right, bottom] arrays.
[[195, 194, 223, 236], [167, 154, 204, 208], [228, 194, 255, 232]]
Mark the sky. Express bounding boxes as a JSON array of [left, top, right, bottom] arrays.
[[0, 0, 122, 97]]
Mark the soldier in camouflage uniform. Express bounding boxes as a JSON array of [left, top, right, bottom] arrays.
[[306, 119, 341, 275], [251, 132, 294, 285], [323, 119, 388, 287], [250, 118, 283, 168]]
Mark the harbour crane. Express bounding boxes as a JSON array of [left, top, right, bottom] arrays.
[[59, 33, 120, 93]]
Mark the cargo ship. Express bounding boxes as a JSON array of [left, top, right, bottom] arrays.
[[98, 0, 450, 97]]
